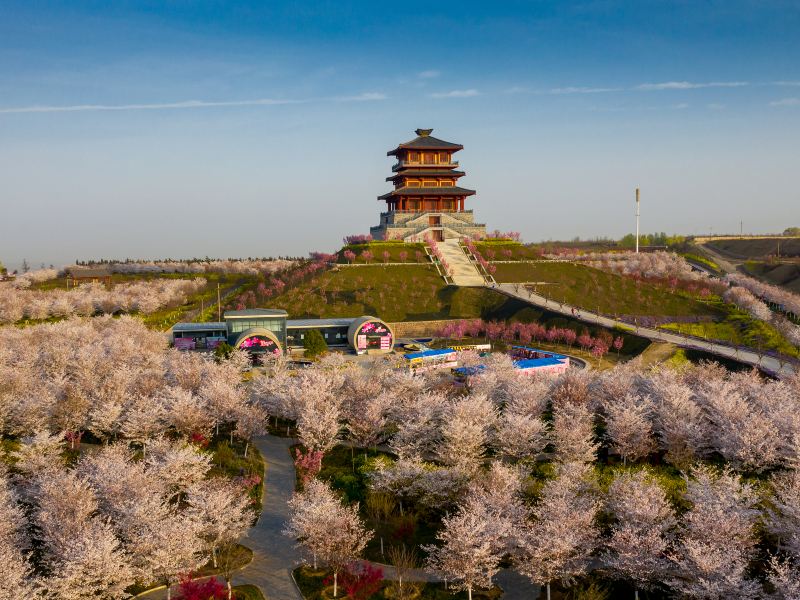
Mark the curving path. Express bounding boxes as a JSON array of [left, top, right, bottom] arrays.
[[233, 435, 304, 599], [495, 283, 797, 377]]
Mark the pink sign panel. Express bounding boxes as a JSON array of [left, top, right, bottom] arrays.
[[174, 337, 196, 350], [357, 334, 367, 350]]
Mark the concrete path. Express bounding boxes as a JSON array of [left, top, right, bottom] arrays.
[[440, 239, 486, 286], [495, 283, 797, 377], [233, 435, 303, 599]]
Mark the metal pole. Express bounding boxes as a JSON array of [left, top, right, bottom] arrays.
[[635, 187, 640, 254], [217, 283, 222, 322]]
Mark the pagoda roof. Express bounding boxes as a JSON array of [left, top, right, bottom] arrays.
[[386, 170, 465, 181], [387, 129, 463, 156], [378, 186, 476, 200]]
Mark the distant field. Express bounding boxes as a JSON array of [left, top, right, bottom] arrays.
[[705, 238, 800, 259], [492, 262, 723, 318]]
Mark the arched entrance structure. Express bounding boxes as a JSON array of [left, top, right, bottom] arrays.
[[234, 327, 283, 357], [347, 316, 394, 354]]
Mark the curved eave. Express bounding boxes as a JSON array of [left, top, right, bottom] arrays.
[[378, 186, 476, 200], [386, 170, 465, 181]]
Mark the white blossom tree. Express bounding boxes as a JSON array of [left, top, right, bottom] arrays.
[[604, 393, 656, 465], [284, 479, 371, 597], [604, 471, 676, 599], [667, 465, 760, 598], [516, 463, 600, 600], [423, 494, 506, 600]]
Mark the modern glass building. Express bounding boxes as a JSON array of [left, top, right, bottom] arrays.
[[172, 309, 394, 355]]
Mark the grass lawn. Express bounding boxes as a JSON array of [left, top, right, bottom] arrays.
[[493, 262, 723, 319], [233, 584, 267, 599], [293, 566, 502, 600], [264, 265, 514, 322], [659, 311, 800, 358], [474, 241, 542, 261]]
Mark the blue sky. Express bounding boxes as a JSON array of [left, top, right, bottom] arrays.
[[1, 1, 799, 268]]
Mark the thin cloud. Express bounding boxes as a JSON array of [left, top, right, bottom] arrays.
[[430, 89, 480, 99], [549, 86, 621, 94], [707, 103, 726, 110], [636, 81, 749, 91], [672, 103, 690, 109], [770, 97, 800, 106], [773, 81, 800, 87], [418, 70, 440, 79], [335, 92, 387, 102], [0, 93, 386, 115]]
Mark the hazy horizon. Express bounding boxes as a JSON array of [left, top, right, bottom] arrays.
[[2, 1, 799, 270]]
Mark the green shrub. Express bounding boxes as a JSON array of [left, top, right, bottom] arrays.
[[303, 329, 328, 359]]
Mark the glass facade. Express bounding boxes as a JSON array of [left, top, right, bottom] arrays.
[[286, 326, 349, 348], [226, 317, 286, 345]]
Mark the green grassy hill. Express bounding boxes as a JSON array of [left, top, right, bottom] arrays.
[[492, 262, 723, 318]]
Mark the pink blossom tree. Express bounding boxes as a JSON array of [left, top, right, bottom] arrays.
[[604, 471, 676, 599], [517, 463, 600, 600]]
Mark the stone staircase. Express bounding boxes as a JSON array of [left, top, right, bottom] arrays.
[[439, 239, 486, 286]]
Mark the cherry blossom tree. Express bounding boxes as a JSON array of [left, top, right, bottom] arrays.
[[284, 479, 371, 596], [551, 401, 598, 466], [144, 438, 212, 501], [187, 478, 253, 599], [603, 393, 656, 465], [436, 393, 497, 476], [516, 463, 600, 600], [668, 465, 760, 598], [423, 494, 505, 600], [604, 471, 676, 599]]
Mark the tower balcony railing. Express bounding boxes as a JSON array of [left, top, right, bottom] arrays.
[[381, 209, 473, 216], [392, 160, 459, 171]]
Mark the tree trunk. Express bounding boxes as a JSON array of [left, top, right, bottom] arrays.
[[166, 585, 171, 600], [244, 442, 249, 458], [230, 429, 234, 445], [547, 583, 551, 600], [334, 571, 338, 597], [213, 547, 218, 568], [227, 578, 233, 600], [635, 589, 639, 600], [468, 585, 472, 600], [313, 553, 317, 570]]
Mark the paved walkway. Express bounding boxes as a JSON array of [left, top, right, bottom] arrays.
[[440, 239, 486, 286], [233, 435, 303, 599], [495, 283, 797, 377]]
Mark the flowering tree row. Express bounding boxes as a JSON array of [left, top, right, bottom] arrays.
[[1, 434, 254, 599], [0, 278, 207, 324], [90, 258, 296, 277], [343, 234, 374, 245], [559, 251, 711, 284], [0, 318, 265, 598], [228, 255, 332, 310], [0, 316, 264, 451], [723, 284, 800, 347], [462, 238, 497, 276], [436, 318, 622, 359], [424, 238, 453, 279], [726, 272, 800, 317], [272, 354, 800, 597], [8, 268, 61, 288]]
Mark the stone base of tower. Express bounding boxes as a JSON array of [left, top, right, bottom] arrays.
[[370, 210, 487, 242]]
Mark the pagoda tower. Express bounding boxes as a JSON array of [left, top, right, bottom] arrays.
[[370, 129, 487, 242]]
